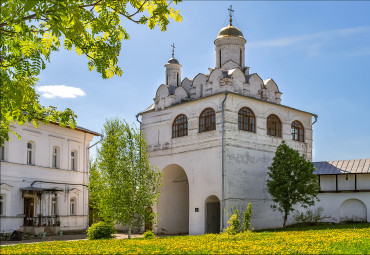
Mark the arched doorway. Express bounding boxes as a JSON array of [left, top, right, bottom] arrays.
[[340, 198, 367, 222], [205, 195, 220, 234], [158, 164, 189, 234]]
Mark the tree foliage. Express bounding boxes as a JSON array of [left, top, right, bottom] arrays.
[[0, 0, 182, 145], [224, 209, 240, 235], [89, 118, 161, 239], [266, 141, 320, 228], [242, 203, 252, 232]]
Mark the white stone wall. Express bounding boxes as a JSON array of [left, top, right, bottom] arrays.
[[0, 122, 96, 233], [142, 92, 313, 234], [314, 173, 370, 223]]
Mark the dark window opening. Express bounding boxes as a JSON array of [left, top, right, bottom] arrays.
[[238, 107, 256, 132], [267, 114, 282, 137], [199, 108, 216, 133], [172, 114, 188, 138]]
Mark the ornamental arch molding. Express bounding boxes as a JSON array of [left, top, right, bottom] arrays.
[[340, 198, 367, 222]]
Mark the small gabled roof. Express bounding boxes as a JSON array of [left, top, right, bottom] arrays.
[[313, 159, 370, 175]]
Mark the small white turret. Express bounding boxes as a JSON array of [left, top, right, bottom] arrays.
[[214, 6, 246, 69], [165, 43, 181, 87]]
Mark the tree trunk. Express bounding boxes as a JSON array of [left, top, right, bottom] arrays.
[[283, 211, 288, 228], [128, 224, 132, 239]]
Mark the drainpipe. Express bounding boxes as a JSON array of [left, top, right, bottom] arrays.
[[311, 114, 318, 161], [136, 114, 143, 166], [221, 92, 228, 230], [86, 134, 103, 228], [312, 114, 318, 125], [136, 113, 142, 129]]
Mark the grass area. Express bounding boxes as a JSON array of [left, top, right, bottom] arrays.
[[1, 223, 369, 254]]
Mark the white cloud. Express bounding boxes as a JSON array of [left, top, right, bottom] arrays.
[[37, 85, 86, 99], [249, 26, 370, 48]]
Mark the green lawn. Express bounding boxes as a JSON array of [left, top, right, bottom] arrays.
[[1, 223, 369, 254]]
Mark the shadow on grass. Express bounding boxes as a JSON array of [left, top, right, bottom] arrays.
[[256, 222, 370, 233]]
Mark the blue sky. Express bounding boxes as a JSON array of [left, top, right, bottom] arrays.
[[36, 1, 370, 162]]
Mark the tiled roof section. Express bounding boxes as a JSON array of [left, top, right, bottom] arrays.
[[313, 159, 370, 175]]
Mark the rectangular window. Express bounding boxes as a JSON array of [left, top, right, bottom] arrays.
[[51, 198, 57, 215], [71, 151, 76, 170], [0, 195, 4, 216], [70, 198, 76, 215], [52, 147, 60, 168], [0, 146, 4, 161], [27, 143, 32, 165]]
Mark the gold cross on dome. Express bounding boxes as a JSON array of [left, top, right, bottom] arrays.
[[228, 5, 234, 25], [171, 43, 175, 58]]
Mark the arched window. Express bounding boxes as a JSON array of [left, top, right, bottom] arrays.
[[27, 141, 35, 165], [52, 146, 60, 169], [199, 108, 216, 133], [71, 150, 78, 170], [172, 114, 188, 138], [238, 107, 256, 132], [291, 120, 304, 142], [267, 114, 282, 137]]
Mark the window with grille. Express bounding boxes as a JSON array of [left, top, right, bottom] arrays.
[[172, 114, 188, 138], [291, 120, 304, 142], [267, 114, 282, 137], [238, 107, 256, 132], [199, 108, 216, 133]]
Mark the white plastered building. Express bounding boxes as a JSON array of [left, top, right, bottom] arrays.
[[0, 122, 100, 234], [138, 19, 369, 235]]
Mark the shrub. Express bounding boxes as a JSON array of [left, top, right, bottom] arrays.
[[242, 203, 252, 232], [87, 221, 116, 240], [224, 209, 240, 235], [293, 207, 331, 226], [143, 230, 155, 239]]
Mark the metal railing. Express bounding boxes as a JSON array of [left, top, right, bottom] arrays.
[[23, 215, 60, 227]]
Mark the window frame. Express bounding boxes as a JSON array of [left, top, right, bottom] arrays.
[[0, 194, 4, 216], [238, 107, 256, 133], [51, 197, 57, 216], [27, 142, 35, 165], [267, 114, 282, 138], [71, 150, 78, 171], [70, 198, 76, 215], [199, 108, 216, 133], [172, 114, 188, 138], [52, 146, 60, 169], [0, 146, 4, 161], [291, 120, 305, 142]]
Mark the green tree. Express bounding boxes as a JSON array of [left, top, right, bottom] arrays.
[[89, 118, 161, 239], [266, 141, 320, 228], [0, 0, 182, 145]]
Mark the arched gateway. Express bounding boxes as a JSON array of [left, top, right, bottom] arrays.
[[157, 164, 189, 234]]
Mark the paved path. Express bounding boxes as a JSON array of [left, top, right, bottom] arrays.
[[0, 233, 143, 246]]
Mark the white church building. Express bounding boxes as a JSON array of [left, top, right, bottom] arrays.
[[0, 122, 100, 234], [138, 12, 369, 235]]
